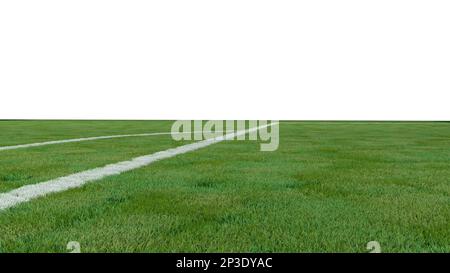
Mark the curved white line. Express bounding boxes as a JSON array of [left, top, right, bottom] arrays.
[[0, 131, 232, 151], [0, 132, 173, 151]]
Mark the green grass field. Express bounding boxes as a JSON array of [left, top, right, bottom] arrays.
[[0, 121, 449, 252]]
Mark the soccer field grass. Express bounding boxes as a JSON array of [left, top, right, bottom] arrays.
[[0, 121, 449, 252]]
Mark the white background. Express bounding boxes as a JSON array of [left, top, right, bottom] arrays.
[[1, 1, 449, 120]]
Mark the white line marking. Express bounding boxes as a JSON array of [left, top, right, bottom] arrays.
[[0, 131, 232, 152], [0, 123, 277, 211], [0, 132, 174, 151]]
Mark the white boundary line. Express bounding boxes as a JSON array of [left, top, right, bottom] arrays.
[[0, 132, 176, 151], [0, 131, 236, 151], [0, 123, 277, 211]]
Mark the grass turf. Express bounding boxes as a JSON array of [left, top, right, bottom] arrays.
[[0, 120, 192, 192], [0, 121, 449, 252]]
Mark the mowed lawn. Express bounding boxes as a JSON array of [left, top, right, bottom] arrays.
[[0, 121, 449, 252], [0, 120, 189, 192]]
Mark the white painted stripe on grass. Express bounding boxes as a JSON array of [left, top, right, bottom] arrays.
[[0, 132, 176, 151], [0, 131, 237, 152], [0, 123, 277, 211]]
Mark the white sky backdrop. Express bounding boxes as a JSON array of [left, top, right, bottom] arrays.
[[1, 1, 449, 120]]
